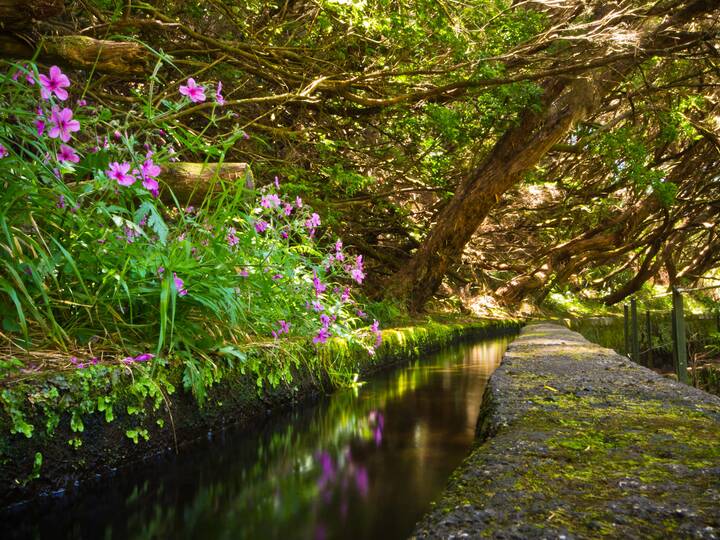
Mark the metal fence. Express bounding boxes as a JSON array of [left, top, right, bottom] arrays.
[[622, 288, 720, 384]]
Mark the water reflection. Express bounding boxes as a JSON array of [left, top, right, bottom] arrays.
[[6, 336, 512, 540]]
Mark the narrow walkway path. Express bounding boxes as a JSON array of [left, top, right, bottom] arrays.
[[414, 323, 720, 539]]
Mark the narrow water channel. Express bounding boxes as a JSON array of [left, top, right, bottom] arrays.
[[8, 335, 512, 540]]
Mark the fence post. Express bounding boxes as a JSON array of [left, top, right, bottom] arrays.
[[623, 304, 630, 357], [645, 310, 652, 368], [671, 307, 678, 372], [672, 288, 689, 384], [631, 298, 640, 364]]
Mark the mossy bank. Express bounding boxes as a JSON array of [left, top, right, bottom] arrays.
[[0, 318, 519, 510], [414, 323, 720, 539]]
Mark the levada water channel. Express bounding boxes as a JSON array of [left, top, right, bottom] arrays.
[[6, 333, 515, 540]]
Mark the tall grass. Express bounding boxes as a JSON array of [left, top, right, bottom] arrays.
[[0, 60, 379, 388]]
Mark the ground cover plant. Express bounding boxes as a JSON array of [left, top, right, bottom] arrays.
[[0, 60, 381, 453]]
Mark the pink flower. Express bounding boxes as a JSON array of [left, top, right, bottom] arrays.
[[57, 144, 79, 163], [335, 240, 345, 261], [239, 268, 249, 277], [48, 106, 80, 142], [313, 327, 331, 344], [313, 273, 326, 296], [179, 78, 206, 103], [121, 353, 155, 365], [173, 272, 188, 296], [371, 320, 382, 346], [141, 158, 161, 179], [138, 158, 161, 195], [350, 255, 365, 284], [124, 226, 140, 243], [56, 195, 65, 209], [296, 196, 303, 208], [39, 66, 70, 101], [283, 204, 293, 216], [11, 65, 34, 85], [254, 220, 268, 233], [279, 320, 290, 334], [107, 161, 136, 186], [215, 81, 225, 105], [35, 118, 45, 137], [227, 227, 239, 247], [261, 194, 281, 208], [306, 212, 321, 230], [144, 177, 159, 197], [0, 144, 7, 159]]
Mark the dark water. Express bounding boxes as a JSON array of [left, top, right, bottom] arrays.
[[8, 336, 512, 540]]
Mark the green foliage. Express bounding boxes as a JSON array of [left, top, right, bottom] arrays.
[[0, 59, 384, 473], [126, 427, 150, 444]]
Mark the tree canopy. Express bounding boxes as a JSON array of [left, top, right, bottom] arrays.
[[2, 0, 719, 314]]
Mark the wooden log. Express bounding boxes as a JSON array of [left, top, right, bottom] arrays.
[[41, 35, 150, 74], [0, 34, 150, 74], [0, 0, 63, 26], [161, 162, 254, 206]]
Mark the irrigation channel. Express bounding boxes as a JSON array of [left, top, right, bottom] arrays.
[[5, 333, 515, 540]]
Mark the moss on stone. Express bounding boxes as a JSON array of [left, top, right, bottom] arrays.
[[414, 323, 720, 539]]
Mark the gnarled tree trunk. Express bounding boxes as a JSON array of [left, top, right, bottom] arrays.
[[383, 0, 718, 311]]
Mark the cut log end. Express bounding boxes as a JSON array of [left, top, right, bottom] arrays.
[[161, 162, 254, 206]]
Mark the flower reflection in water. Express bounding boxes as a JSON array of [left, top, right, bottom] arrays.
[[312, 408, 383, 537], [369, 410, 385, 447]]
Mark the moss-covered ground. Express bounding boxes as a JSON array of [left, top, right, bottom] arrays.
[[414, 323, 720, 539]]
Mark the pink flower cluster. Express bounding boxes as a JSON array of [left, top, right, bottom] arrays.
[[31, 66, 84, 165], [272, 320, 291, 339], [121, 353, 155, 365], [106, 153, 162, 196]]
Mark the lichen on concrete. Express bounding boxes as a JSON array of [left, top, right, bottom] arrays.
[[414, 323, 720, 539]]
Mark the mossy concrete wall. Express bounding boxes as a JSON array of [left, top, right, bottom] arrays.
[[414, 323, 720, 539], [0, 319, 519, 510]]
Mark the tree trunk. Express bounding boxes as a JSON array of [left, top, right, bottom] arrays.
[[384, 77, 600, 310], [601, 241, 664, 305]]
